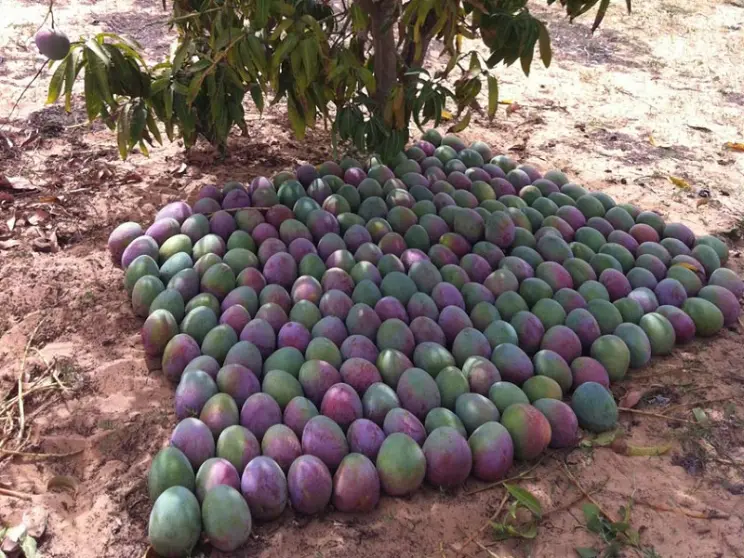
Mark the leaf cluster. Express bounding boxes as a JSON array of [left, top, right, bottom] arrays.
[[491, 483, 543, 541], [45, 0, 630, 159]]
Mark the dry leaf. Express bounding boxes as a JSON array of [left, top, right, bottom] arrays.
[[440, 110, 454, 121], [31, 231, 59, 253], [38, 195, 62, 204], [668, 175, 691, 190], [696, 198, 709, 207], [506, 102, 521, 116], [0, 239, 20, 249], [27, 210, 50, 226], [7, 211, 16, 231], [122, 172, 143, 184], [648, 135, 656, 146], [22, 508, 48, 539], [611, 439, 673, 456], [0, 175, 37, 191], [619, 390, 643, 409], [724, 142, 744, 152], [47, 475, 79, 495]]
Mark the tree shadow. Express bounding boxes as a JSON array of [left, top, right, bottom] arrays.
[[546, 14, 656, 74], [96, 9, 172, 60]]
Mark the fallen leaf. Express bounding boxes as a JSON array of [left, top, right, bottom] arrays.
[[31, 231, 59, 253], [696, 198, 710, 207], [0, 175, 37, 191], [21, 534, 38, 558], [38, 195, 63, 204], [692, 407, 710, 425], [121, 171, 143, 184], [0, 239, 20, 249], [619, 390, 644, 408], [724, 142, 744, 152], [6, 211, 16, 231], [688, 124, 712, 133], [22, 508, 48, 539], [611, 439, 673, 456], [668, 175, 691, 190], [47, 475, 79, 495], [440, 110, 453, 121], [171, 163, 188, 176], [506, 102, 521, 116], [26, 209, 50, 226]]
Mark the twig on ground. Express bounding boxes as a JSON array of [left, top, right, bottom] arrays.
[[0, 447, 84, 459], [543, 485, 604, 518], [662, 397, 731, 415], [561, 462, 619, 523], [0, 487, 34, 500], [17, 318, 46, 441], [632, 498, 729, 520], [619, 407, 695, 424], [464, 456, 546, 496], [456, 492, 509, 556]]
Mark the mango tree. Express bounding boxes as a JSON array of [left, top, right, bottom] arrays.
[[42, 0, 629, 160]]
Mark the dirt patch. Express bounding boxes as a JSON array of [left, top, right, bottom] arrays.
[[1, 1, 744, 557]]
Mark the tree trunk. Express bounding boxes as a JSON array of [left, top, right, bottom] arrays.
[[360, 0, 399, 108]]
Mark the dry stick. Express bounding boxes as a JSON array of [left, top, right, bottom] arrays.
[[17, 318, 46, 442], [5, 61, 50, 124], [456, 491, 509, 556], [662, 397, 731, 415], [0, 487, 34, 501], [464, 457, 546, 496], [632, 498, 729, 520], [0, 448, 84, 459], [560, 462, 620, 524], [618, 406, 694, 424]]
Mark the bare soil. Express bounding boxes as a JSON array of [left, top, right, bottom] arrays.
[[1, 1, 744, 557]]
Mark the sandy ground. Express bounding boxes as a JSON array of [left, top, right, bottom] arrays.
[[1, 0, 744, 556]]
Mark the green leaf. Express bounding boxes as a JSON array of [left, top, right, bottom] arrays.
[[86, 47, 114, 104], [537, 21, 552, 67], [271, 34, 299, 73], [255, 0, 271, 27], [164, 85, 174, 119], [575, 548, 599, 558], [187, 71, 207, 105], [487, 75, 498, 120], [693, 407, 709, 424], [63, 50, 78, 112], [468, 52, 482, 74], [20, 534, 37, 558], [505, 483, 542, 518], [301, 38, 318, 84], [83, 66, 103, 121], [47, 58, 68, 105], [447, 110, 471, 133], [287, 96, 306, 139], [250, 83, 264, 112], [85, 38, 111, 67], [146, 110, 162, 145], [350, 3, 370, 33], [129, 101, 147, 148], [592, 0, 611, 32], [172, 37, 191, 74], [116, 102, 131, 159], [270, 19, 294, 41], [582, 503, 605, 534]]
